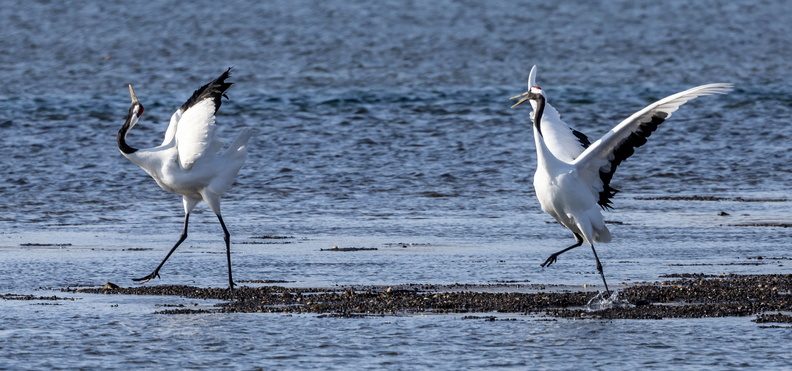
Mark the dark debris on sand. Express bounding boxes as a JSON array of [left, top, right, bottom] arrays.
[[753, 312, 792, 323], [550, 274, 792, 320], [68, 274, 792, 320], [2, 294, 78, 301]]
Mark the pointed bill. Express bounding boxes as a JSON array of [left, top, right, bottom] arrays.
[[129, 84, 139, 104], [510, 91, 531, 108]]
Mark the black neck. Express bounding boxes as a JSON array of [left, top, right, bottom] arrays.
[[117, 107, 138, 154], [533, 95, 545, 137]]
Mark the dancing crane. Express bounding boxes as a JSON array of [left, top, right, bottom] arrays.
[[116, 68, 253, 289], [511, 66, 732, 294]]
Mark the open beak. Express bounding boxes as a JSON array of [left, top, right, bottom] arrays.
[[129, 84, 139, 104], [509, 91, 531, 108]]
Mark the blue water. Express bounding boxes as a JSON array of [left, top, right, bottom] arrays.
[[2, 0, 792, 369]]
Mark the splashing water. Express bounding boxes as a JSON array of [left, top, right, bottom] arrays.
[[586, 290, 631, 311]]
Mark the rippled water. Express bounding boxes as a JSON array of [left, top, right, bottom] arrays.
[[2, 0, 792, 369]]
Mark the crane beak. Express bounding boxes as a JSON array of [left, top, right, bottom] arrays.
[[128, 84, 144, 117], [128, 84, 139, 104], [510, 92, 531, 108]]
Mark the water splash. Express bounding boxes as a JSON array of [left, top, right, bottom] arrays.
[[586, 290, 631, 311]]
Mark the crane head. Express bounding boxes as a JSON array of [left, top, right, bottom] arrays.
[[510, 86, 543, 108], [128, 84, 145, 118], [125, 84, 145, 133]]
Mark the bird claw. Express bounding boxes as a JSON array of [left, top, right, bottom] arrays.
[[541, 254, 559, 268], [132, 272, 160, 284]]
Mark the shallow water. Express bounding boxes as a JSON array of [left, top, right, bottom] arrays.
[[2, 0, 792, 369]]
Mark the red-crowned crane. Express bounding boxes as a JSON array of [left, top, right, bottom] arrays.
[[511, 66, 732, 295], [117, 68, 253, 289]]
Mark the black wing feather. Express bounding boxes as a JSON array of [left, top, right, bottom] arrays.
[[571, 129, 591, 148], [180, 67, 234, 114], [596, 112, 668, 209]]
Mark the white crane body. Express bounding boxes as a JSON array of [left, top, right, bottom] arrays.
[[117, 68, 252, 289], [511, 65, 732, 294]]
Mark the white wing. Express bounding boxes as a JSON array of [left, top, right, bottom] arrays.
[[536, 100, 590, 162], [160, 108, 182, 146], [571, 83, 733, 201], [175, 98, 218, 170], [173, 68, 233, 170], [527, 65, 591, 162]]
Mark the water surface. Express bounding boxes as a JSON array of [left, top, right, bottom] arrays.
[[1, 0, 791, 369]]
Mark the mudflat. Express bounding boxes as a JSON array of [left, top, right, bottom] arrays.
[[67, 274, 792, 322]]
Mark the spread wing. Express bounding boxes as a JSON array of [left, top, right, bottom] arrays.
[[161, 108, 182, 146], [527, 65, 591, 162], [174, 68, 233, 170], [571, 83, 733, 208]]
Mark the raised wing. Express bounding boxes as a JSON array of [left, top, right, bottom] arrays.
[[571, 83, 733, 208], [161, 109, 182, 146], [175, 68, 233, 170], [526, 65, 591, 162]]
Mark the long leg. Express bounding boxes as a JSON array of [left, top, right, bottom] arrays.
[[589, 243, 611, 296], [216, 213, 234, 290], [541, 233, 584, 267], [133, 213, 190, 283]]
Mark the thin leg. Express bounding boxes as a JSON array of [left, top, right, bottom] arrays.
[[134, 213, 190, 284], [541, 233, 584, 267], [216, 214, 234, 290], [589, 243, 611, 296]]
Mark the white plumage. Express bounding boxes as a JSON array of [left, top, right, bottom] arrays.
[[511, 65, 732, 294], [117, 68, 252, 289], [522, 66, 588, 163]]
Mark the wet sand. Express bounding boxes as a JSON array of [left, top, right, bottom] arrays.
[[63, 274, 792, 323]]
